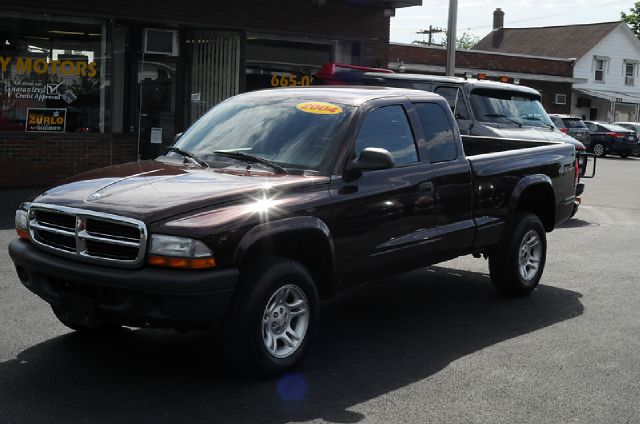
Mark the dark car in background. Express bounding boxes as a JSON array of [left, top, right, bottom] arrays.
[[550, 114, 591, 149], [584, 121, 640, 158]]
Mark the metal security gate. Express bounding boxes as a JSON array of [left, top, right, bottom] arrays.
[[187, 31, 242, 124]]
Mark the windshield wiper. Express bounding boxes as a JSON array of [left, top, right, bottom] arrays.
[[483, 113, 523, 128], [213, 151, 288, 175], [166, 146, 208, 168], [521, 116, 555, 130]]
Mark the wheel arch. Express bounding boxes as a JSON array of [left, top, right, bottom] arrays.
[[233, 217, 336, 299], [508, 175, 556, 232]]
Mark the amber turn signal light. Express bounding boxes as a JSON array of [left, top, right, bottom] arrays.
[[16, 228, 29, 240], [147, 255, 216, 269]]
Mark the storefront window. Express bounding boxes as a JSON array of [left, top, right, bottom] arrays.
[[245, 34, 356, 92], [0, 14, 109, 133]]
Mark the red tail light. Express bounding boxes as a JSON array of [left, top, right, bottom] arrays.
[[606, 132, 624, 138], [574, 157, 579, 187], [559, 128, 568, 133]]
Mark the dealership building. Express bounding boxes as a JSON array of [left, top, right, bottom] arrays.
[[0, 0, 420, 187]]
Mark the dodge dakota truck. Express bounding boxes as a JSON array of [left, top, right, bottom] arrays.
[[9, 87, 579, 376]]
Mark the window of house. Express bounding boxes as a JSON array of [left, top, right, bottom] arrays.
[[413, 102, 458, 163], [625, 61, 635, 86], [354, 105, 418, 167], [594, 59, 605, 83], [0, 14, 109, 133]]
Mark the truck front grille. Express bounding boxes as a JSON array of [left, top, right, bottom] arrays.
[[28, 204, 147, 268]]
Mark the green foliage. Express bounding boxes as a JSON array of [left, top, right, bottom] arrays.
[[456, 32, 481, 49], [621, 2, 640, 38], [412, 31, 480, 49]]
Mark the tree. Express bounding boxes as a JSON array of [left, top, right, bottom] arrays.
[[621, 2, 640, 38], [456, 32, 481, 49]]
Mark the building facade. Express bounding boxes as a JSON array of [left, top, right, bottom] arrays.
[[0, 0, 420, 187], [571, 23, 640, 122], [474, 12, 640, 122]]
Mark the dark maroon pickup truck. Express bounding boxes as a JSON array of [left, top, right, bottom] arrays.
[[9, 87, 579, 376]]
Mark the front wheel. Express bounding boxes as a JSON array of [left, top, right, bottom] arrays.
[[489, 213, 547, 297], [222, 257, 319, 378], [592, 142, 606, 158]]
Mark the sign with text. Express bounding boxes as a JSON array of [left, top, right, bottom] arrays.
[[26, 108, 67, 133]]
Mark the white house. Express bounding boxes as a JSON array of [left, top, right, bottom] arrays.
[[571, 22, 640, 122], [474, 12, 640, 122]]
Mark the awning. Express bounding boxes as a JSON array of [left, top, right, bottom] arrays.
[[574, 88, 640, 104]]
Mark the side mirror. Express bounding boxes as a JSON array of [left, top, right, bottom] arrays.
[[173, 132, 183, 143], [345, 147, 394, 176], [577, 152, 596, 179]]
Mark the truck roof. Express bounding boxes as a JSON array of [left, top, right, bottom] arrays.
[[363, 72, 542, 97], [237, 86, 443, 106]]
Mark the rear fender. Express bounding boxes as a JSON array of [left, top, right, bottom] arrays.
[[507, 175, 556, 232]]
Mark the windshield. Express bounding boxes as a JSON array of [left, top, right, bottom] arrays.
[[563, 118, 588, 129], [172, 97, 355, 175], [470, 89, 554, 128]]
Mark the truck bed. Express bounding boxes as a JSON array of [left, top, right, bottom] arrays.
[[462, 135, 552, 157]]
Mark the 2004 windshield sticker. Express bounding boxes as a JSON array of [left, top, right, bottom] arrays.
[[296, 101, 343, 115]]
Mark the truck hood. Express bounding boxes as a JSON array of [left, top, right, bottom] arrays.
[[480, 125, 584, 149], [32, 160, 328, 223]]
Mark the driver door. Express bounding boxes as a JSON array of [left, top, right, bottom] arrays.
[[328, 101, 438, 282]]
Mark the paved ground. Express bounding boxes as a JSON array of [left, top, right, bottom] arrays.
[[0, 158, 638, 424]]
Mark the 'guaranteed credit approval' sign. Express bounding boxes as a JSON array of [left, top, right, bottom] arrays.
[[26, 108, 67, 133]]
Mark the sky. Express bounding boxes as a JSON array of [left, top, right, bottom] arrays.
[[390, 0, 634, 45]]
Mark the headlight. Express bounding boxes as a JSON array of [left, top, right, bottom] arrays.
[[147, 234, 216, 269], [15, 203, 30, 240]]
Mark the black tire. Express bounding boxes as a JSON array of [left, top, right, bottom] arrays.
[[222, 257, 320, 378], [489, 213, 547, 297], [620, 153, 628, 158], [52, 307, 121, 334], [592, 142, 606, 158]]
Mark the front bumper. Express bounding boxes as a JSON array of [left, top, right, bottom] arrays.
[[9, 239, 239, 328]]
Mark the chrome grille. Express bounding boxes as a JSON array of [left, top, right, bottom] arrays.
[[28, 203, 147, 268]]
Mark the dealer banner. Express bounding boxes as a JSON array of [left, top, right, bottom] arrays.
[[26, 108, 67, 133]]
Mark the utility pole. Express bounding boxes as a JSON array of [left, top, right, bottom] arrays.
[[415, 25, 445, 46], [446, 0, 458, 76]]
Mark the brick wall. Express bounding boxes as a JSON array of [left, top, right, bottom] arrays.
[[390, 44, 574, 76], [523, 80, 573, 114], [0, 135, 136, 187], [8, 0, 391, 67]]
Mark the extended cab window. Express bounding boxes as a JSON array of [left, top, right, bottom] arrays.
[[435, 86, 470, 120], [414, 103, 458, 163], [354, 105, 418, 166]]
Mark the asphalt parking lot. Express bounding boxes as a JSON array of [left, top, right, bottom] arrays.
[[0, 157, 639, 424]]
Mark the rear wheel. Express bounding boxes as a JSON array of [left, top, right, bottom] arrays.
[[489, 213, 547, 297], [222, 257, 319, 377], [620, 153, 628, 158], [592, 142, 606, 158]]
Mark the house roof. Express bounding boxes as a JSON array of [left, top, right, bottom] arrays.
[[473, 21, 623, 59]]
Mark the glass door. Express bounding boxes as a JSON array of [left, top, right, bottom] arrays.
[[186, 31, 243, 126]]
